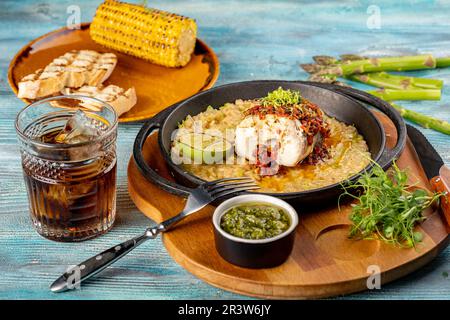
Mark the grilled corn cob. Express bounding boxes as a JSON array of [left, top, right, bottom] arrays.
[[90, 0, 197, 67]]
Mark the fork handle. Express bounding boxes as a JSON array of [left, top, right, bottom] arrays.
[[50, 230, 157, 293]]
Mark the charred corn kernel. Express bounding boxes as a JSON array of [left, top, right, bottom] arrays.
[[90, 0, 197, 67]]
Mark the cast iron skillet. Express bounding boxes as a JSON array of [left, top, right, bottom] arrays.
[[133, 80, 406, 206]]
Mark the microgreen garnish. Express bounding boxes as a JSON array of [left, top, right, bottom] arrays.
[[261, 87, 302, 107], [340, 161, 442, 248]]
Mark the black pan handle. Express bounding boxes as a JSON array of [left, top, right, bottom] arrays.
[[302, 82, 407, 169], [133, 104, 192, 198]]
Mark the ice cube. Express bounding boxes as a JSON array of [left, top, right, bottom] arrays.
[[55, 110, 101, 144]]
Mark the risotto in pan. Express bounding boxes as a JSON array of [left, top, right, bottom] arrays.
[[171, 88, 371, 193]]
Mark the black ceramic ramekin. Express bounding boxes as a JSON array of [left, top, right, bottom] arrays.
[[212, 195, 299, 269]]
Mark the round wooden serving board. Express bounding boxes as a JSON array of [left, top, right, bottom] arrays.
[[8, 23, 219, 123], [127, 112, 449, 299]]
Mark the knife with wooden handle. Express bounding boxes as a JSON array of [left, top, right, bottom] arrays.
[[407, 125, 450, 230]]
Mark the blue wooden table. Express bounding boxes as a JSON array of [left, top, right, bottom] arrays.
[[1, 0, 449, 300]]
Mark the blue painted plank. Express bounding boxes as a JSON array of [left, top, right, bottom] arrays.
[[0, 0, 449, 300]]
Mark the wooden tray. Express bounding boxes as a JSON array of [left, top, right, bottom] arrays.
[[8, 23, 219, 123], [127, 112, 449, 299]]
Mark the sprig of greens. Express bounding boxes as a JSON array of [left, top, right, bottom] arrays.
[[261, 87, 302, 107], [340, 161, 442, 248]]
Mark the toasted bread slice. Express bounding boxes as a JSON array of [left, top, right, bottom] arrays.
[[18, 50, 117, 99], [18, 69, 66, 100], [60, 85, 137, 116]]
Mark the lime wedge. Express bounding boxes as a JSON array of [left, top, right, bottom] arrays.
[[175, 133, 232, 164]]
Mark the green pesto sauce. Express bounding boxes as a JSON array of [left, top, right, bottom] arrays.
[[220, 203, 291, 240]]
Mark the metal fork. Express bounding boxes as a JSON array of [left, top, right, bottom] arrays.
[[50, 177, 259, 293]]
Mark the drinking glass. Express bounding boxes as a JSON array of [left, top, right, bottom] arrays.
[[15, 96, 118, 241]]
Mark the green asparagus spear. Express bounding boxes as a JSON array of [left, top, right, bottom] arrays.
[[391, 103, 450, 135], [300, 63, 325, 74], [317, 54, 436, 76], [436, 57, 450, 68], [339, 54, 367, 61], [367, 88, 441, 101], [350, 72, 443, 90], [312, 55, 338, 65], [309, 73, 337, 82]]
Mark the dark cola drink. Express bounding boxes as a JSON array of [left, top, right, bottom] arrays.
[[16, 98, 118, 241]]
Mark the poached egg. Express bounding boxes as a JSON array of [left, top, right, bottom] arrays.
[[235, 114, 315, 167]]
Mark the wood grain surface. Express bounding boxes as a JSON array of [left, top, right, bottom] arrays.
[[1, 0, 450, 300]]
